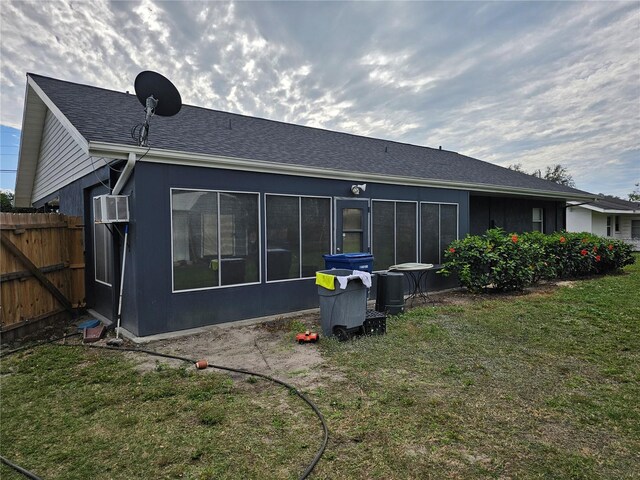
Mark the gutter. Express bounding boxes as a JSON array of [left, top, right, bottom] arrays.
[[89, 141, 597, 202]]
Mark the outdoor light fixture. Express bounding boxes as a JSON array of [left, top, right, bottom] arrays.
[[351, 183, 367, 195]]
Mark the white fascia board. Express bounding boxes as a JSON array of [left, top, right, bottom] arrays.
[[26, 76, 89, 154], [89, 141, 597, 202]]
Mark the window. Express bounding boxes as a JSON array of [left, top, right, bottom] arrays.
[[171, 189, 259, 292], [266, 195, 331, 281], [372, 201, 417, 270], [614, 215, 620, 233], [606, 216, 612, 237], [94, 222, 113, 286], [632, 220, 640, 239], [532, 208, 544, 232], [420, 203, 458, 265]]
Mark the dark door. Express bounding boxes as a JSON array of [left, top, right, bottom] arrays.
[[335, 199, 369, 253], [86, 184, 115, 321]]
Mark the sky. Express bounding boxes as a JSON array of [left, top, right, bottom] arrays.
[[0, 1, 638, 198]]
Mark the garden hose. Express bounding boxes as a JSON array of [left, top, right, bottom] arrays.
[[0, 340, 329, 480]]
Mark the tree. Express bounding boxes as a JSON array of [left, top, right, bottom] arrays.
[[629, 183, 640, 202], [507, 163, 575, 187], [0, 190, 14, 211], [542, 164, 575, 188]]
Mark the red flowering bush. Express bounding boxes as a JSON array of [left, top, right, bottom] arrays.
[[441, 229, 635, 292], [441, 228, 544, 292]]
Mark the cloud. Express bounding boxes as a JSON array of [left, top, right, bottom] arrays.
[[0, 0, 638, 198]]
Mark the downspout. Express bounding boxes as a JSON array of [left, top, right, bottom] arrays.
[[109, 151, 135, 334], [112, 152, 136, 195]]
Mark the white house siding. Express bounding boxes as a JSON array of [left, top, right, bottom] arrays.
[[591, 213, 608, 237], [623, 216, 640, 251], [567, 206, 640, 251], [31, 109, 95, 203], [566, 206, 592, 232]]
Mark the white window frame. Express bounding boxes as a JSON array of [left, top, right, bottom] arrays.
[[371, 199, 419, 272], [419, 201, 460, 265], [170, 187, 261, 293], [265, 193, 333, 284], [532, 207, 544, 233]]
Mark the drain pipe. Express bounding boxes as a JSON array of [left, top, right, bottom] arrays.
[[112, 152, 136, 195]]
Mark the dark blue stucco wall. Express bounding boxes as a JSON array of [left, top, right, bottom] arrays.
[[131, 162, 469, 336]]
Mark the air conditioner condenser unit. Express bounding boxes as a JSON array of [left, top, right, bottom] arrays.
[[94, 195, 129, 223]]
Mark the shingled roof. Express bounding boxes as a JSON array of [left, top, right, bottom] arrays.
[[570, 196, 640, 213], [21, 73, 595, 200]]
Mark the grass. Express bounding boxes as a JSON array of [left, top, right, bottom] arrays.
[[2, 255, 639, 479]]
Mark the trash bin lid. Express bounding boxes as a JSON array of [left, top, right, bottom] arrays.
[[323, 253, 372, 259]]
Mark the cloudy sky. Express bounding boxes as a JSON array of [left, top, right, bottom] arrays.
[[1, 1, 638, 197]]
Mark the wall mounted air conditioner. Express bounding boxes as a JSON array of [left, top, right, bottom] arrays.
[[94, 195, 129, 223]]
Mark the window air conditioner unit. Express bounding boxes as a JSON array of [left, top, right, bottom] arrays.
[[94, 195, 129, 223]]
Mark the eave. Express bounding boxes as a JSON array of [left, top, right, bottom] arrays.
[[89, 141, 598, 202], [14, 74, 90, 207]]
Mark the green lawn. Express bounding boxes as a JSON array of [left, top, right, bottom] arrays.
[[2, 255, 639, 479]]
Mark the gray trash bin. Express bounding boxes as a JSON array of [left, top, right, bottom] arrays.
[[317, 269, 367, 339]]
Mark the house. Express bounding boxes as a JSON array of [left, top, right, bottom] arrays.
[[567, 197, 640, 251], [14, 73, 595, 337]]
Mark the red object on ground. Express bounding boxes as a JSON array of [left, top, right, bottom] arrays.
[[83, 326, 105, 343], [296, 331, 319, 344], [195, 360, 208, 369]]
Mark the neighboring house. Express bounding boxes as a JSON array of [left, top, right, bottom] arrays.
[[14, 74, 595, 337], [567, 197, 640, 251]]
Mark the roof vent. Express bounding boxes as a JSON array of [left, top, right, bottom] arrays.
[[439, 146, 442, 150]]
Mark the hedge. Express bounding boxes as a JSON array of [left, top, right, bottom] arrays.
[[439, 229, 635, 293]]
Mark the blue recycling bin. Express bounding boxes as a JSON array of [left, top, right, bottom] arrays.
[[322, 253, 374, 273]]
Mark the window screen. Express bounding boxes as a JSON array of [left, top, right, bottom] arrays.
[[371, 201, 417, 270], [396, 202, 417, 264], [266, 195, 331, 281], [266, 196, 300, 281], [171, 189, 259, 291], [372, 202, 395, 270], [301, 197, 331, 277], [420, 204, 440, 264], [420, 203, 458, 264]]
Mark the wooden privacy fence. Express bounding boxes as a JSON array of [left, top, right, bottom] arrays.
[[1, 213, 85, 333]]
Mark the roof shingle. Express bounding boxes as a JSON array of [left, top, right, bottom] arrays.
[[30, 73, 593, 198]]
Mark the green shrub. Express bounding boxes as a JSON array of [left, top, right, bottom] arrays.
[[440, 229, 635, 293]]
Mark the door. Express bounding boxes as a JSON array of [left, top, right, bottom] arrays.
[[335, 199, 369, 253]]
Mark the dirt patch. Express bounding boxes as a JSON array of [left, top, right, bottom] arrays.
[[125, 314, 342, 390]]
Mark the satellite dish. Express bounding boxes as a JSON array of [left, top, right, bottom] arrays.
[[134, 71, 182, 116], [133, 71, 182, 146]]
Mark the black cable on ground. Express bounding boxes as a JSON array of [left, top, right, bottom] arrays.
[[0, 456, 42, 480], [0, 340, 329, 480], [0, 332, 81, 359]]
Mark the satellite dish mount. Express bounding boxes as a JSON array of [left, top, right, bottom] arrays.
[[133, 71, 182, 147]]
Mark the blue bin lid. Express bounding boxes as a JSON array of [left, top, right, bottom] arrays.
[[77, 319, 101, 331], [323, 253, 372, 259]]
